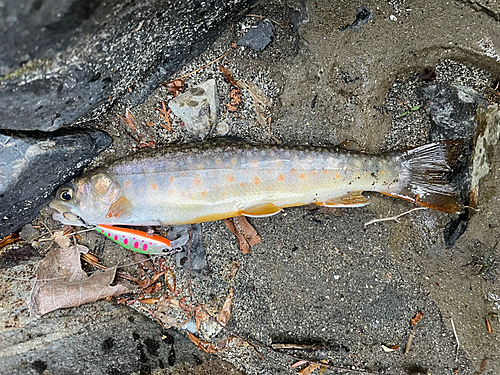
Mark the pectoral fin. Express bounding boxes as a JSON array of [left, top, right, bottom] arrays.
[[315, 192, 370, 207], [106, 196, 132, 218], [239, 203, 282, 217]]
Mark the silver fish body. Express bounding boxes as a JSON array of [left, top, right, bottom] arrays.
[[50, 140, 463, 226]]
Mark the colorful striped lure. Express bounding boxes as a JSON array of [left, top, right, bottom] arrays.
[[95, 224, 188, 255]]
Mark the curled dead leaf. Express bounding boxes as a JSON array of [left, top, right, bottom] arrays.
[[298, 363, 321, 375], [218, 287, 234, 326], [410, 310, 424, 327], [486, 317, 493, 334], [218, 64, 237, 86], [30, 245, 129, 318]]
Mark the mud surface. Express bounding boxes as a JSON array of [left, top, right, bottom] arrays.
[[2, 0, 500, 374]]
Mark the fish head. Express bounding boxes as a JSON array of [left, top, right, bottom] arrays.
[[50, 172, 122, 226]]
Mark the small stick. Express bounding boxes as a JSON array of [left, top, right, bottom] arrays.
[[403, 325, 416, 356], [164, 53, 229, 84], [451, 318, 460, 362], [365, 207, 427, 226]]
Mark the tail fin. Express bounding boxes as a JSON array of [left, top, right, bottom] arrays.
[[386, 141, 464, 213]]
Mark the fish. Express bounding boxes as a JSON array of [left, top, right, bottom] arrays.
[[95, 224, 189, 255], [49, 139, 463, 227]]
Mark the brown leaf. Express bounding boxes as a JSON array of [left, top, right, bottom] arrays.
[[0, 232, 21, 249], [485, 317, 493, 334], [218, 64, 237, 86], [218, 287, 234, 326], [298, 363, 321, 375], [163, 79, 185, 97], [188, 332, 218, 354], [224, 216, 261, 254], [30, 245, 129, 317], [410, 310, 424, 327], [237, 80, 271, 127], [157, 101, 173, 131]]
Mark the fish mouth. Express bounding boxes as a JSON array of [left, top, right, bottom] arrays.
[[51, 212, 86, 226]]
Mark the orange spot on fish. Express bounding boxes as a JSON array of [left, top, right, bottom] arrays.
[[290, 169, 296, 175], [254, 176, 261, 186], [151, 183, 158, 191], [226, 174, 235, 183], [311, 170, 317, 177], [201, 191, 207, 198], [193, 177, 201, 186], [210, 170, 215, 177], [231, 158, 237, 164], [240, 182, 246, 188], [198, 165, 204, 170], [125, 180, 131, 187], [181, 172, 186, 177], [170, 176, 174, 183], [216, 159, 222, 165], [168, 189, 174, 195], [251, 160, 258, 167], [278, 174, 284, 182], [299, 173, 306, 180], [322, 170, 328, 175], [265, 169, 271, 175], [266, 186, 271, 191], [181, 191, 186, 197], [379, 170, 384, 175], [222, 191, 227, 198], [335, 173, 341, 179], [276, 160, 282, 166]]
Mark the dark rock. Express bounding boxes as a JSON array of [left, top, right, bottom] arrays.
[[0, 0, 254, 131], [237, 19, 275, 51], [167, 223, 208, 275], [418, 83, 488, 248], [339, 5, 372, 32], [0, 128, 112, 238], [288, 0, 310, 32], [418, 83, 488, 142]]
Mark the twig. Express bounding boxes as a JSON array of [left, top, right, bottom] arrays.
[[364, 207, 427, 226], [246, 14, 285, 27], [164, 53, 229, 84], [451, 318, 460, 362], [403, 326, 416, 356]]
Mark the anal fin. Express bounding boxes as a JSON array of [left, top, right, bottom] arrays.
[[106, 196, 132, 218], [315, 192, 370, 207], [239, 203, 282, 217]]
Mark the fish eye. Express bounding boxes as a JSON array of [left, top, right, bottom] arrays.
[[59, 188, 74, 201]]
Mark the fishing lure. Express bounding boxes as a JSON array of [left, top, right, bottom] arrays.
[[95, 224, 188, 255]]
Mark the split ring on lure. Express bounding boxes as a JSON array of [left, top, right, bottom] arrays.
[[95, 224, 188, 255]]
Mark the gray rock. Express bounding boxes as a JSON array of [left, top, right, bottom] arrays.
[[236, 19, 275, 51], [0, 129, 112, 238], [288, 0, 310, 32], [167, 223, 208, 275], [418, 83, 488, 142], [169, 79, 219, 139], [0, 0, 254, 131], [339, 5, 373, 32], [418, 83, 489, 248]]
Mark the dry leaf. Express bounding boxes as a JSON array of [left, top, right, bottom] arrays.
[[218, 64, 237, 86], [485, 317, 493, 334], [410, 310, 424, 326], [237, 80, 272, 127], [188, 332, 218, 354], [163, 79, 185, 97], [53, 230, 71, 248], [30, 245, 129, 317], [224, 216, 261, 254], [318, 366, 327, 375], [298, 363, 320, 375], [382, 344, 400, 352], [0, 232, 21, 249], [218, 287, 234, 326]]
